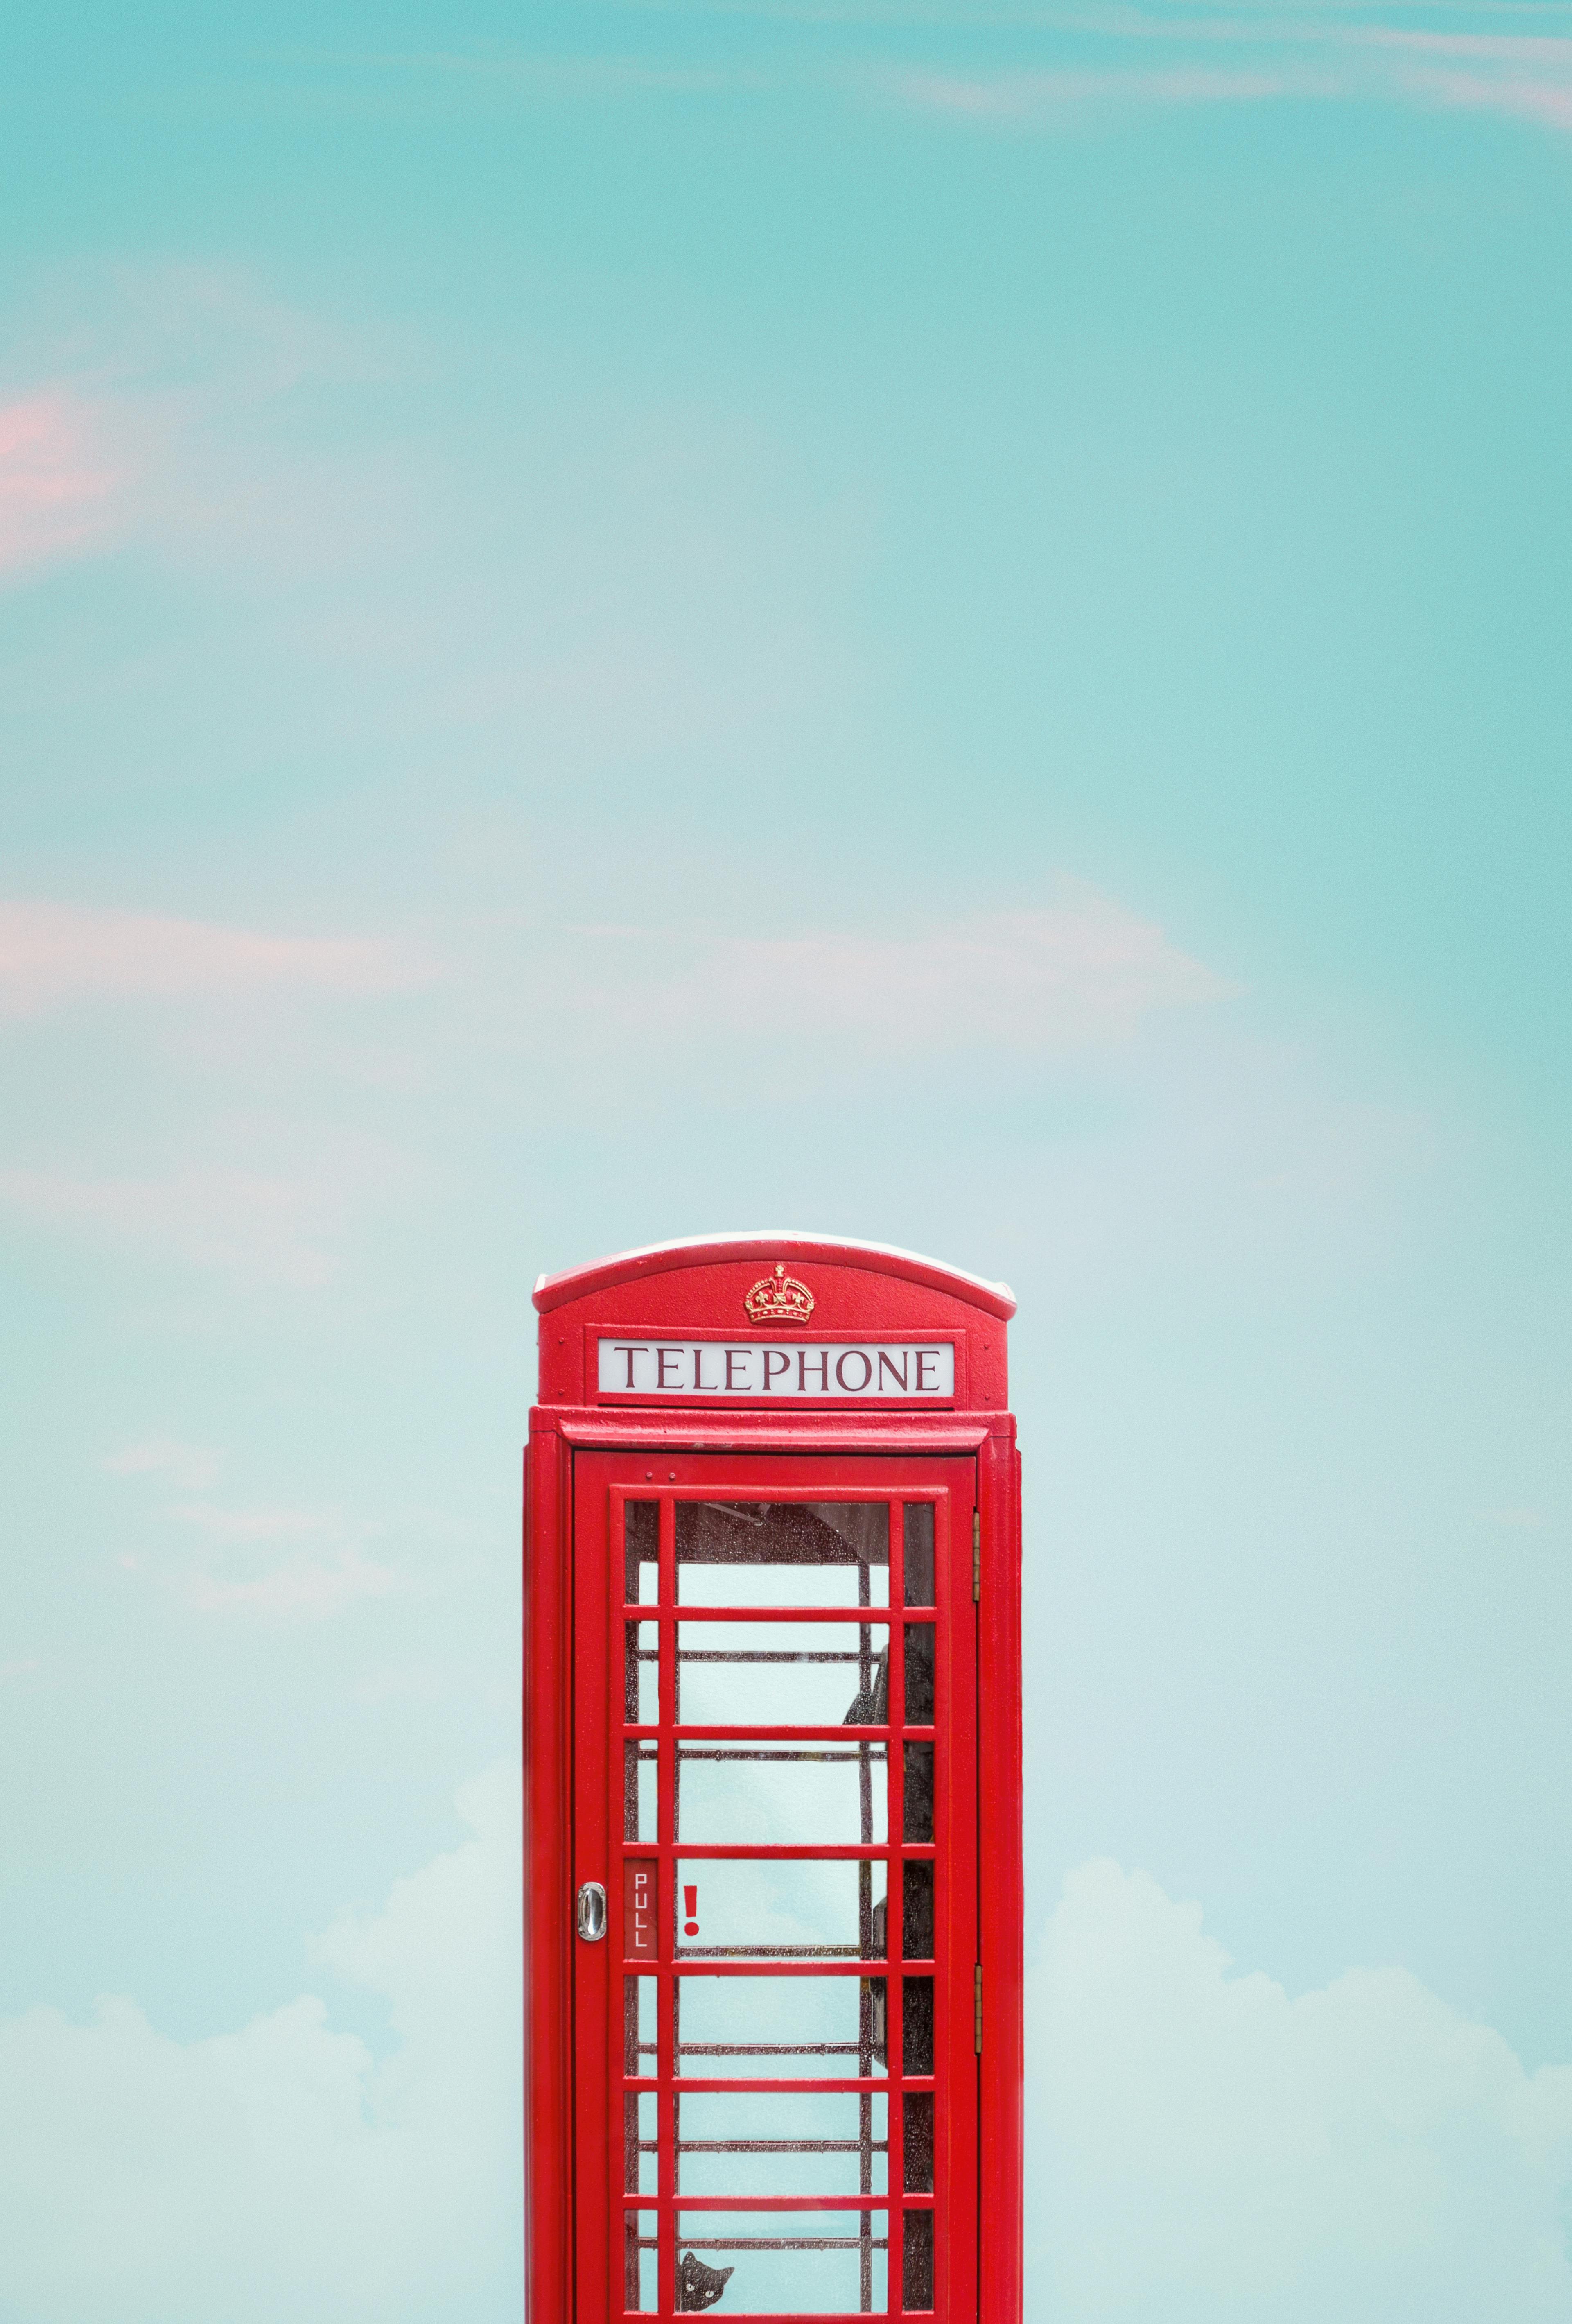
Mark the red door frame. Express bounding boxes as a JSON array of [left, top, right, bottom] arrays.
[[572, 1452, 978, 2324]]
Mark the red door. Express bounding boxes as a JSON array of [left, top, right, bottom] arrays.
[[572, 1453, 979, 2323]]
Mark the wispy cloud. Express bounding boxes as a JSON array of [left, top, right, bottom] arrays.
[[0, 1166, 343, 1287], [884, 9, 1572, 125], [277, 15, 1572, 136], [892, 60, 1311, 109], [1, 264, 421, 590], [568, 889, 1235, 1055], [113, 1493, 409, 1620], [104, 1438, 224, 1492], [183, 1544, 406, 1618], [0, 901, 436, 1020], [107, 1448, 414, 1621]]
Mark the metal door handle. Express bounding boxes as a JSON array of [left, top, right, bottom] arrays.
[[576, 1881, 608, 1941]]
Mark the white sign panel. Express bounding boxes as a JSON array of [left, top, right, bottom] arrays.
[[598, 1338, 955, 1400]]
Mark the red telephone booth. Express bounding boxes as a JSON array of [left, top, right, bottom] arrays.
[[524, 1235, 1022, 2324]]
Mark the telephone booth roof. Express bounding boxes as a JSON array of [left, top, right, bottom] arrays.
[[532, 1232, 1017, 1414]]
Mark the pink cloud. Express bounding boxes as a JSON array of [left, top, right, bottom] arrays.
[[0, 1166, 341, 1287], [0, 391, 122, 577], [0, 900, 437, 1018]]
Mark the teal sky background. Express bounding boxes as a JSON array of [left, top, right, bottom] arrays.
[[2, 5, 1571, 2317]]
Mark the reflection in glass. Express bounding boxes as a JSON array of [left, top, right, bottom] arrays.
[[676, 2089, 888, 2197], [674, 1622, 887, 1729], [902, 1978, 935, 2076], [903, 1503, 935, 1606], [624, 2089, 658, 2193], [676, 1502, 890, 1607], [673, 1857, 886, 1960], [903, 1742, 934, 1842], [675, 2211, 885, 2315], [676, 1739, 886, 1846], [624, 1976, 657, 2075], [625, 2211, 657, 2311], [904, 1621, 935, 1723], [674, 1975, 871, 2078], [902, 2208, 935, 2310], [902, 1862, 934, 1962], [626, 1621, 659, 1724], [902, 2091, 934, 2192], [625, 1500, 660, 1604], [624, 1741, 658, 1841]]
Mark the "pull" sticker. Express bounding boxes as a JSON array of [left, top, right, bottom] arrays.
[[626, 1861, 657, 1960]]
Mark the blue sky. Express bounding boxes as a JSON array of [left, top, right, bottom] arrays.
[[2, 4, 1571, 2317]]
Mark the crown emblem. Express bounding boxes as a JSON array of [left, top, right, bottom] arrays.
[[744, 1264, 815, 1325]]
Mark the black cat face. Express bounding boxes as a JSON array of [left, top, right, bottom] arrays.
[[676, 2250, 734, 2311]]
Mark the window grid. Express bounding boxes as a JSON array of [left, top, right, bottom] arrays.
[[616, 1493, 942, 2319]]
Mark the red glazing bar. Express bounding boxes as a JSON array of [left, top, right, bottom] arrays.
[[657, 1495, 676, 2322], [628, 1604, 935, 1624], [640, 2195, 906, 2213], [640, 1842, 932, 1861], [616, 2313, 913, 2324], [628, 2075, 932, 2096], [624, 1725, 936, 1741], [886, 1494, 908, 2324], [670, 1959, 935, 1976]]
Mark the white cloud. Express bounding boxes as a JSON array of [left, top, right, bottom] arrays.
[[158, 1501, 406, 1620], [106, 1459, 411, 1620], [3, 1806, 1567, 2323], [0, 900, 435, 1019], [104, 1438, 223, 1492], [0, 1763, 522, 2324], [184, 1542, 406, 1619], [1028, 1860, 1572, 2321]]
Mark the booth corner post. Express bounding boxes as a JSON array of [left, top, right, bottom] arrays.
[[524, 1234, 1023, 2324]]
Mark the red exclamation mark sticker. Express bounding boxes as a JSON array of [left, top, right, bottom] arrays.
[[684, 1884, 699, 1937]]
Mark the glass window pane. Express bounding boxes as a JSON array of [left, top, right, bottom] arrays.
[[625, 1500, 660, 1605], [902, 2091, 934, 2193], [677, 2090, 888, 2197], [675, 1621, 888, 1728], [676, 1740, 887, 1846], [903, 1622, 935, 1724], [623, 2090, 658, 2194], [625, 1742, 658, 1841], [626, 1621, 659, 1724], [902, 1863, 934, 1962], [902, 1977, 935, 2076], [903, 1743, 934, 1842], [675, 2210, 886, 2314], [624, 2211, 657, 2311], [675, 1857, 886, 1962], [902, 2208, 935, 2310], [675, 1974, 874, 2078], [624, 1976, 658, 2076], [677, 1502, 890, 1607], [903, 1503, 935, 1606]]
